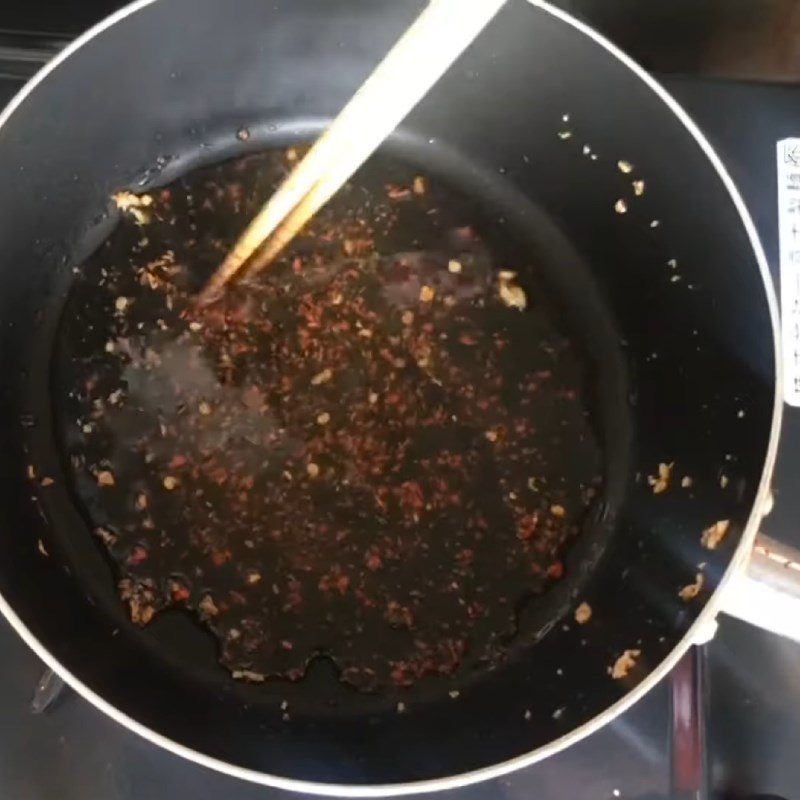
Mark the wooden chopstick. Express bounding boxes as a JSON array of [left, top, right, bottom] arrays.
[[198, 0, 507, 303]]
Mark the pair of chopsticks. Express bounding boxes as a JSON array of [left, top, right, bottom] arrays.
[[198, 0, 507, 304]]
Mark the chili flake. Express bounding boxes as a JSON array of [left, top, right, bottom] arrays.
[[609, 649, 640, 679], [678, 573, 704, 601], [96, 470, 115, 487], [448, 260, 462, 274], [311, 368, 333, 386], [574, 602, 592, 624], [701, 520, 730, 550]]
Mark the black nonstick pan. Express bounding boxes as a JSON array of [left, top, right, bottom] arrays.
[[0, 0, 781, 794]]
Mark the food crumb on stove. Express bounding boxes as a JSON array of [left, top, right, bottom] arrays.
[[574, 602, 592, 624], [701, 519, 730, 550], [561, 113, 570, 123], [609, 649, 641, 680], [719, 474, 729, 489], [552, 707, 564, 720], [401, 310, 415, 326], [448, 689, 460, 699], [368, 391, 379, 405], [524, 709, 532, 721], [26, 464, 36, 480], [108, 389, 124, 406], [617, 160, 634, 174], [667, 259, 677, 269], [104, 340, 116, 353], [396, 702, 406, 714], [448, 259, 462, 274], [632, 179, 645, 196], [557, 130, 572, 140], [114, 296, 130, 313], [419, 285, 436, 303], [198, 401, 212, 416], [582, 145, 591, 156], [37, 539, 48, 556], [236, 127, 250, 142], [311, 367, 333, 386], [413, 176, 426, 196], [681, 476, 693, 489], [40, 476, 55, 487], [280, 699, 289, 711], [614, 199, 628, 214], [162, 475, 179, 491], [316, 412, 331, 426], [246, 570, 262, 585], [96, 469, 115, 487], [307, 462, 320, 479], [550, 504, 566, 518], [678, 572, 704, 601], [484, 429, 498, 443], [648, 462, 673, 494], [650, 219, 660, 228]]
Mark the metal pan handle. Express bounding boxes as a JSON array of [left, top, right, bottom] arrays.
[[719, 533, 800, 643]]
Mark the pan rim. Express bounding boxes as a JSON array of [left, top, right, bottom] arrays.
[[0, 0, 783, 796]]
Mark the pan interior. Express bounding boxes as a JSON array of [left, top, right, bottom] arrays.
[[45, 129, 629, 711]]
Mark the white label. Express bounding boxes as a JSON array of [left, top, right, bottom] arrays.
[[777, 139, 800, 406]]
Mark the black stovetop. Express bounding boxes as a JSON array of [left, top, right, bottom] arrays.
[[1, 7, 800, 800]]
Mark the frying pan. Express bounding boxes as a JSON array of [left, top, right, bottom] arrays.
[[0, 0, 785, 794]]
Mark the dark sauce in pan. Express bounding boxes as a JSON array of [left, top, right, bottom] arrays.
[[53, 148, 603, 691]]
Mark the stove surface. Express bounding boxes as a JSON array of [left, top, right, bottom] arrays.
[[0, 14, 799, 800]]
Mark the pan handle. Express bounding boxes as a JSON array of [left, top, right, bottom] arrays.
[[718, 533, 800, 643]]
